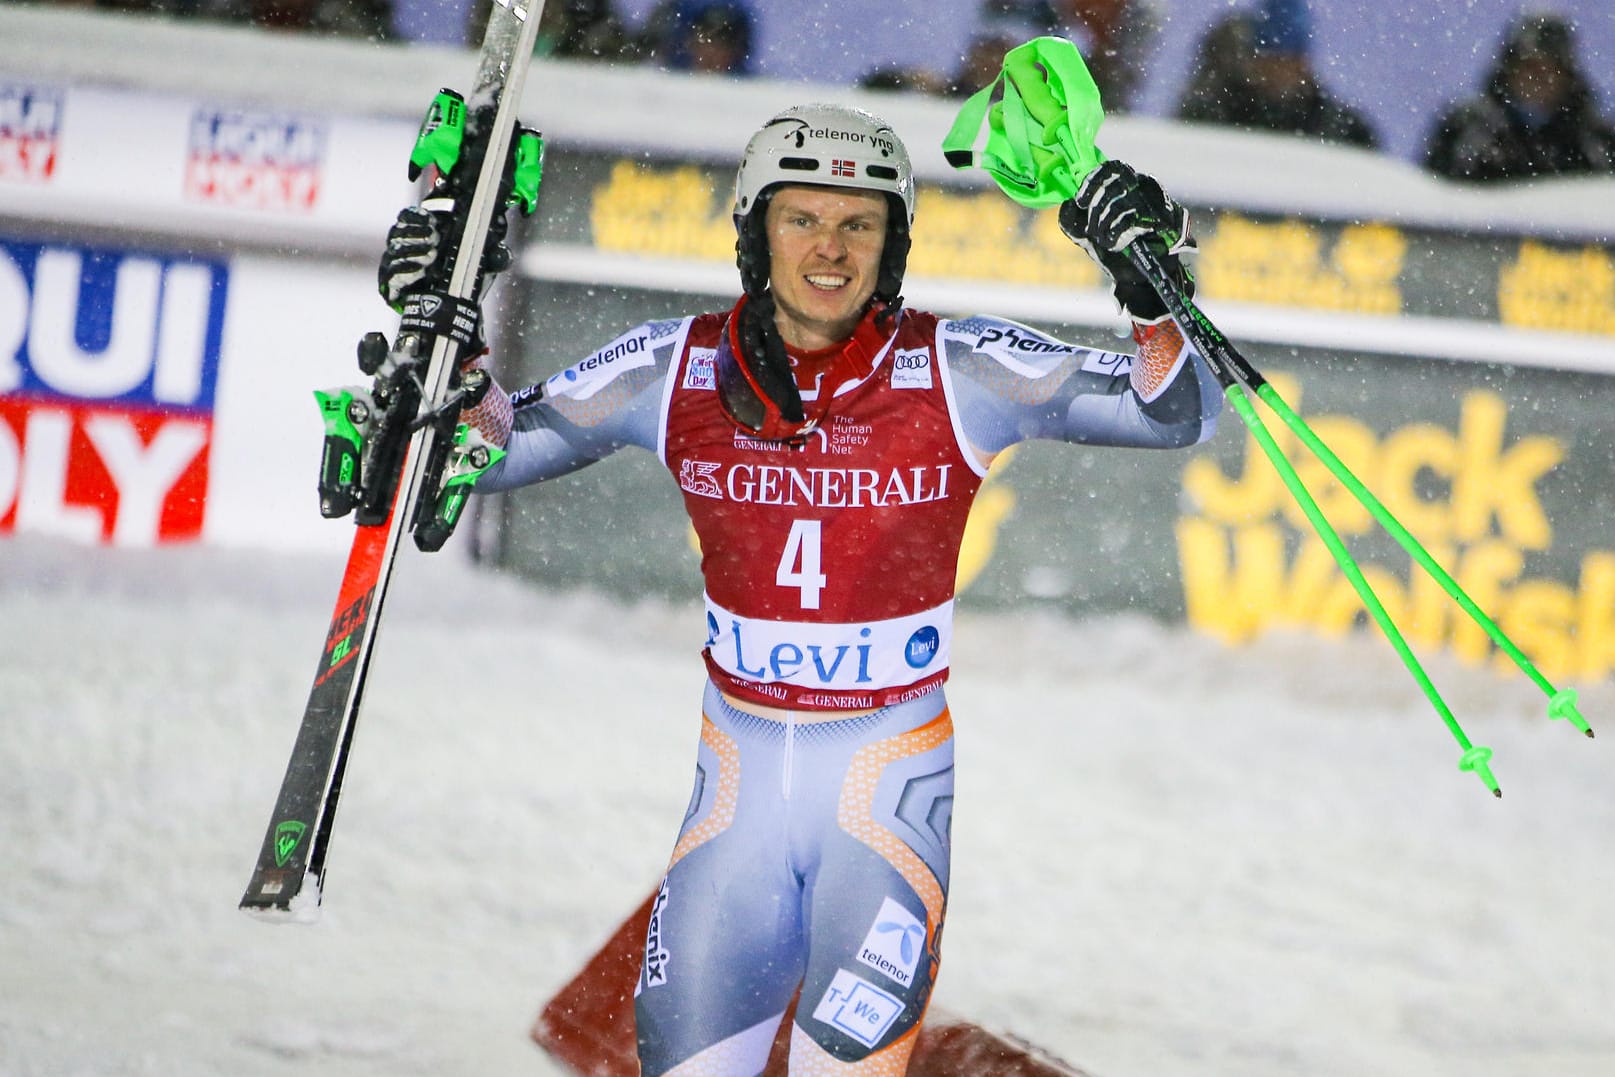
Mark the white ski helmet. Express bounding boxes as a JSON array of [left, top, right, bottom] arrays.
[[732, 103, 915, 303]]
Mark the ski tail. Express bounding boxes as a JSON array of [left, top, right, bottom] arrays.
[[239, 514, 395, 921]]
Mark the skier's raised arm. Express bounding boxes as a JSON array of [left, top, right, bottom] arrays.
[[377, 207, 673, 489], [944, 160, 1221, 464]]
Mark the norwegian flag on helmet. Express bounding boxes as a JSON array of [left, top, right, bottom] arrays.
[[831, 159, 856, 178]]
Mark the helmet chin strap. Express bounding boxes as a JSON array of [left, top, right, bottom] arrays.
[[714, 295, 901, 442], [736, 291, 804, 420]]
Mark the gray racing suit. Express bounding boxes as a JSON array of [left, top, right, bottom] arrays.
[[460, 309, 1219, 1075]]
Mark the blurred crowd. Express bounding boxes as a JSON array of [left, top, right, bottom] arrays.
[[1423, 11, 1615, 181], [38, 0, 1615, 182]]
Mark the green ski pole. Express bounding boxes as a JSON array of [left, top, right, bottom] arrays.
[[1222, 383, 1501, 793], [1128, 242, 1503, 793], [942, 35, 1595, 793], [1253, 381, 1591, 740]]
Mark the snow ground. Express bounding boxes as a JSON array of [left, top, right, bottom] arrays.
[[2, 536, 1612, 1077]]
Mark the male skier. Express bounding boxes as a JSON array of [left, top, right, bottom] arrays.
[[381, 103, 1216, 1075]]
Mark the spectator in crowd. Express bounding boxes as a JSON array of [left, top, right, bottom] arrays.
[[1176, 11, 1256, 123], [1044, 0, 1158, 111], [641, 0, 756, 76], [946, 32, 1016, 97], [69, 0, 192, 12], [197, 0, 392, 40], [944, 0, 1046, 97], [1424, 12, 1615, 182], [1174, 0, 1377, 149], [541, 0, 639, 60], [944, 0, 1157, 109], [859, 65, 948, 95], [466, 0, 640, 60]]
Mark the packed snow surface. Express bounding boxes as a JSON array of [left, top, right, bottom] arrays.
[[2, 538, 1612, 1076]]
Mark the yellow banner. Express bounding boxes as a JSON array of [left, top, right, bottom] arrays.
[[586, 160, 1615, 337], [1176, 374, 1615, 682]]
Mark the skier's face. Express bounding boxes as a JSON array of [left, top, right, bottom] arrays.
[[765, 185, 887, 351]]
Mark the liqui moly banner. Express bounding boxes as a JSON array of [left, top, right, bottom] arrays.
[[0, 236, 228, 546]]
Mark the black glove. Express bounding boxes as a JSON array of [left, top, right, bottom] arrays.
[[378, 205, 441, 309], [1059, 160, 1196, 322], [377, 201, 513, 311]]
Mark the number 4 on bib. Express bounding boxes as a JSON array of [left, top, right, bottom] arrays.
[[777, 519, 827, 609]]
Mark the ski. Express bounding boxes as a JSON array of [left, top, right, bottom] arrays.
[[240, 0, 547, 922]]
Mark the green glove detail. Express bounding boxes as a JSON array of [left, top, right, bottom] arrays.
[[1059, 160, 1197, 322]]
